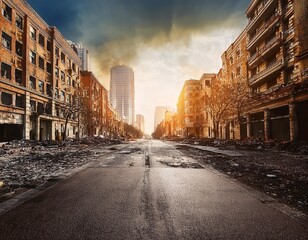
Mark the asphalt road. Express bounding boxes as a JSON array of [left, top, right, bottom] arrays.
[[0, 140, 307, 240]]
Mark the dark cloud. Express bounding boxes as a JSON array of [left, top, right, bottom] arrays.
[[28, 0, 251, 74]]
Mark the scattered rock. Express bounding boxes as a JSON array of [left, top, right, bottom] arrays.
[[266, 174, 277, 178]]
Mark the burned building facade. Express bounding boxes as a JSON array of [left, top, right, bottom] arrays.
[[175, 0, 308, 142], [244, 0, 308, 141], [0, 0, 82, 141]]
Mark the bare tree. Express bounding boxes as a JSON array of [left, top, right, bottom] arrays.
[[203, 80, 233, 138], [60, 86, 86, 141], [228, 77, 250, 122]]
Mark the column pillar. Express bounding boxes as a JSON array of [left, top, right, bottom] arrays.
[[289, 102, 299, 142], [24, 92, 31, 140], [35, 116, 40, 141], [264, 108, 271, 141], [247, 114, 252, 138]]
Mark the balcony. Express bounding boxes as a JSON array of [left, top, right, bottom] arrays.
[[284, 27, 294, 40], [292, 68, 308, 82], [249, 59, 284, 85], [283, 3, 293, 19], [248, 52, 258, 66], [248, 34, 282, 66], [247, 14, 279, 50], [302, 68, 308, 81], [247, 0, 277, 32], [246, 0, 259, 16], [261, 34, 281, 55]]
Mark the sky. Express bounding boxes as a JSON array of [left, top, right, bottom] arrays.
[[27, 0, 251, 134]]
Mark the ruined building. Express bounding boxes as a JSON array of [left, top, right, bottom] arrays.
[[175, 0, 308, 142], [244, 0, 308, 141], [0, 0, 82, 141], [81, 71, 108, 137], [177, 79, 202, 138]]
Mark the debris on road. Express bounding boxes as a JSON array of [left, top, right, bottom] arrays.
[[0, 137, 126, 203], [176, 143, 308, 214]]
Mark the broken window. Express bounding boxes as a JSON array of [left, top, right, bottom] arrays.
[[236, 49, 241, 58], [29, 76, 36, 89], [46, 84, 52, 97], [72, 63, 76, 72], [29, 50, 36, 65], [37, 102, 45, 114], [30, 100, 36, 112], [1, 2, 12, 21], [16, 41, 23, 57], [1, 92, 12, 106], [61, 52, 66, 63], [15, 68, 22, 84], [45, 102, 52, 115], [16, 94, 24, 108], [230, 56, 234, 64], [38, 34, 45, 48], [56, 106, 60, 117], [2, 31, 12, 50], [38, 80, 44, 93], [66, 94, 71, 104], [67, 58, 71, 69], [1, 62, 11, 80], [16, 14, 23, 29], [286, 66, 294, 84], [60, 90, 65, 102], [47, 40, 51, 52], [67, 76, 71, 86], [61, 71, 65, 83], [55, 47, 59, 58], [55, 88, 59, 99], [55, 67, 59, 78], [46, 62, 52, 74], [39, 56, 44, 70], [30, 26, 36, 40]]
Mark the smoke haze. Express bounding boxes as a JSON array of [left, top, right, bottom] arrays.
[[29, 0, 250, 73]]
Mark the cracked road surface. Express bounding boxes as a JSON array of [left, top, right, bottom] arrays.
[[0, 140, 307, 239]]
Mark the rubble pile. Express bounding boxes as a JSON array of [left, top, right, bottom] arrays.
[[177, 144, 308, 214], [178, 137, 308, 154], [0, 136, 125, 203]]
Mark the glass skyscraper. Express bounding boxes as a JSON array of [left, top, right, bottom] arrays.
[[110, 65, 135, 125]]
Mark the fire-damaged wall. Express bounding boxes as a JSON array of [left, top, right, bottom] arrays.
[[298, 100, 308, 141], [0, 112, 23, 141]]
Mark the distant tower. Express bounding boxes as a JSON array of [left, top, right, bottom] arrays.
[[154, 106, 173, 130], [76, 43, 90, 71], [136, 114, 145, 133], [110, 65, 135, 125]]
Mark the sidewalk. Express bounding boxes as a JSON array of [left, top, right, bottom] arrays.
[[178, 143, 243, 157]]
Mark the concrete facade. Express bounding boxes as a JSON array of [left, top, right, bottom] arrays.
[[244, 0, 308, 141], [174, 0, 308, 142]]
